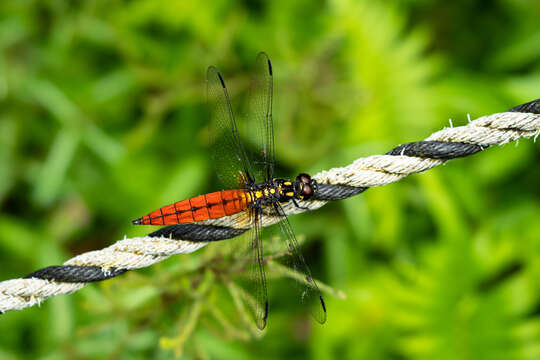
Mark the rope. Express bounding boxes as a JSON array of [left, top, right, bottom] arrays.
[[1, 99, 538, 313]]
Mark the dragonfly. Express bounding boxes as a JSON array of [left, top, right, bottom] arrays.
[[132, 53, 326, 330]]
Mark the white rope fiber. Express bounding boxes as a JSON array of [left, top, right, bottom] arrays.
[[1, 109, 538, 313]]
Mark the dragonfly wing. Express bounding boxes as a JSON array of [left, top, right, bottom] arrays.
[[247, 52, 275, 182], [241, 207, 269, 330], [272, 203, 327, 324], [207, 66, 254, 189]]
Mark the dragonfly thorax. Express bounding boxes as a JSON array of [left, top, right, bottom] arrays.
[[247, 173, 317, 207]]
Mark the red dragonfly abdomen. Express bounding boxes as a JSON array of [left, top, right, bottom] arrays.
[[133, 189, 249, 225]]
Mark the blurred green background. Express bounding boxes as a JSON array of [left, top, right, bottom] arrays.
[[1, 0, 539, 359]]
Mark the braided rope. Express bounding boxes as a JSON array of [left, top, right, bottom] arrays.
[[1, 99, 538, 313]]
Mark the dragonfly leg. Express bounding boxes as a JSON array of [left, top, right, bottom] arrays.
[[292, 199, 310, 210]]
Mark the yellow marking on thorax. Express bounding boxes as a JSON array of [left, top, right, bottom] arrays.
[[284, 181, 292, 186], [286, 192, 294, 197], [270, 188, 276, 194], [264, 189, 269, 197], [255, 191, 263, 199]]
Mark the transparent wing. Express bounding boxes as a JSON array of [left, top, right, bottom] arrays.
[[272, 203, 327, 324], [247, 52, 275, 182], [241, 207, 269, 330], [207, 66, 254, 189]]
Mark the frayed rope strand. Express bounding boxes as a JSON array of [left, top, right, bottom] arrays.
[[1, 99, 539, 313]]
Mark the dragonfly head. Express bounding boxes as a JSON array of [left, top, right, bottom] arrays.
[[294, 173, 317, 200]]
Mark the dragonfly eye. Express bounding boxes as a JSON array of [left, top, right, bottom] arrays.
[[296, 173, 311, 185], [301, 183, 314, 199]]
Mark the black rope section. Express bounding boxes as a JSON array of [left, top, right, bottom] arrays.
[[148, 223, 247, 241], [509, 98, 540, 113], [386, 141, 482, 159], [20, 98, 538, 285], [313, 184, 367, 201], [25, 266, 126, 283]]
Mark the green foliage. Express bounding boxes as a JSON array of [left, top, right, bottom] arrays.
[[0, 0, 539, 358]]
